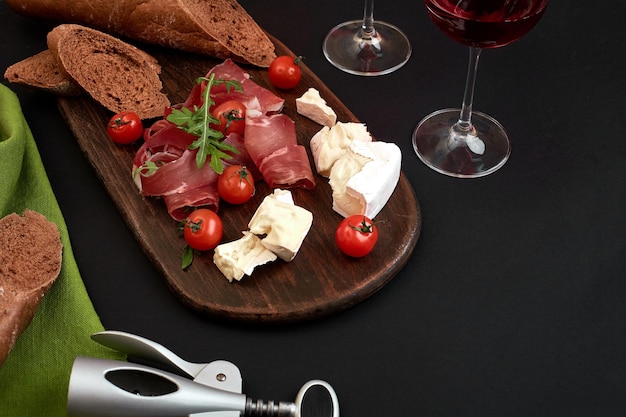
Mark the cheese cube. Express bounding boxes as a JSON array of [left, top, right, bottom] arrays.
[[296, 88, 337, 127], [213, 232, 278, 282], [248, 190, 313, 262]]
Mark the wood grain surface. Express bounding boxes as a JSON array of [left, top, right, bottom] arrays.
[[56, 35, 421, 324]]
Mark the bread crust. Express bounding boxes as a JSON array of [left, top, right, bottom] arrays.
[[0, 210, 62, 366], [6, 0, 276, 67]]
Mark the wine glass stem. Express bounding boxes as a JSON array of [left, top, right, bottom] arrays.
[[455, 46, 483, 135], [361, 0, 376, 37]]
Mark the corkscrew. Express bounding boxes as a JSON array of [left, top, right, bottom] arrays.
[[67, 330, 339, 417]]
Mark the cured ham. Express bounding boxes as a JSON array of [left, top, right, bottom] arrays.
[[244, 112, 297, 162], [245, 111, 316, 190], [133, 120, 253, 221], [258, 145, 316, 190], [181, 59, 284, 114], [132, 59, 313, 221]]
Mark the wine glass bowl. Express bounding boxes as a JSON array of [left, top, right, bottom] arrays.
[[323, 1, 412, 76], [413, 0, 549, 177], [426, 0, 549, 49]]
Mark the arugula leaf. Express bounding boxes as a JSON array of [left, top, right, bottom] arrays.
[[166, 75, 243, 174], [181, 245, 194, 270], [132, 160, 161, 180]]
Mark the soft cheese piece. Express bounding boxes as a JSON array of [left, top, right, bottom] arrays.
[[248, 190, 313, 262], [309, 122, 371, 177], [296, 87, 337, 127], [213, 232, 277, 282], [329, 141, 402, 219]]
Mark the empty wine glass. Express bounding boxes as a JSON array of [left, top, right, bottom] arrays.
[[413, 0, 549, 177], [323, 0, 412, 76]]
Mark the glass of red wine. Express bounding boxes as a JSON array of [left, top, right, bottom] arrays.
[[323, 0, 412, 76], [413, 0, 549, 177]]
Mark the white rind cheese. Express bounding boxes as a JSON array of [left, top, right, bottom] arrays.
[[213, 232, 278, 282], [213, 190, 312, 282], [309, 122, 371, 177], [329, 140, 402, 219], [296, 88, 337, 127], [309, 120, 401, 220], [248, 190, 313, 262]]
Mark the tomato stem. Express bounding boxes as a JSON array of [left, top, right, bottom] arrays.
[[350, 217, 375, 234]]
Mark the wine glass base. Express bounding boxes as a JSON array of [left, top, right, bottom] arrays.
[[323, 20, 411, 76], [412, 109, 511, 178]]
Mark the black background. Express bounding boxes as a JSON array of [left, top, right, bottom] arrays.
[[2, 1, 625, 416]]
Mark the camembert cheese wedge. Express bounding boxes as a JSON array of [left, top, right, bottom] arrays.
[[296, 87, 337, 127], [329, 140, 401, 219], [248, 190, 313, 262], [213, 232, 277, 282], [309, 122, 371, 177]]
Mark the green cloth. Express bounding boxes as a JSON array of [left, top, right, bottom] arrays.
[[0, 83, 124, 415]]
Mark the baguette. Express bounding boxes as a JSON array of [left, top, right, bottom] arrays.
[[6, 0, 276, 67], [3, 49, 82, 97], [0, 210, 62, 367], [47, 24, 171, 120]]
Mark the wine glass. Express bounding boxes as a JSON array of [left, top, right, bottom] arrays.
[[413, 0, 549, 177], [323, 0, 412, 76]]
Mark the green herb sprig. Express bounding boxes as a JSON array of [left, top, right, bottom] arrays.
[[166, 74, 243, 174]]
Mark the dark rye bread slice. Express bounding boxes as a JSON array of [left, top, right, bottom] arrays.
[[3, 50, 83, 97], [47, 24, 170, 120], [6, 0, 276, 67], [0, 210, 62, 367], [178, 0, 276, 67]]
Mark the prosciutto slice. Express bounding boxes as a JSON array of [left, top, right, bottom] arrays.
[[181, 59, 284, 114], [163, 183, 219, 221], [245, 112, 316, 190], [133, 120, 253, 220], [258, 145, 316, 190]]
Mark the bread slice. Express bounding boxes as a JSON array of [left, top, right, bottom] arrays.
[[5, 0, 276, 67], [47, 24, 170, 120], [3, 50, 83, 97], [0, 210, 62, 367], [178, 0, 276, 67]]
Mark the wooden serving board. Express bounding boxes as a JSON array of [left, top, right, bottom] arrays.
[[57, 35, 421, 324]]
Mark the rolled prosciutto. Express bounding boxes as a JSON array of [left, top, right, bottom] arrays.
[[133, 120, 252, 220], [245, 112, 315, 190], [181, 59, 284, 114]]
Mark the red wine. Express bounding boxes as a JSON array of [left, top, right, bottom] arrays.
[[425, 0, 548, 48]]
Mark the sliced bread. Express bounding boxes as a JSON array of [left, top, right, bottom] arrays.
[[47, 24, 170, 120], [178, 0, 276, 67], [3, 50, 83, 97], [0, 210, 62, 367]]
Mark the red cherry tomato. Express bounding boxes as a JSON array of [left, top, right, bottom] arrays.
[[106, 111, 143, 144], [268, 55, 303, 89], [183, 208, 223, 251], [217, 165, 255, 204], [210, 100, 246, 136], [335, 215, 378, 258]]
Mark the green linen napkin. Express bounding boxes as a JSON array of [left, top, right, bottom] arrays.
[[0, 83, 124, 416]]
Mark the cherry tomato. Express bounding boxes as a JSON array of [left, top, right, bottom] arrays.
[[106, 111, 143, 144], [183, 208, 223, 251], [335, 215, 378, 258], [268, 55, 303, 89], [217, 165, 255, 204], [210, 100, 246, 136]]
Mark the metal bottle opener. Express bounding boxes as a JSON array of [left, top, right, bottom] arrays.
[[67, 330, 339, 417]]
